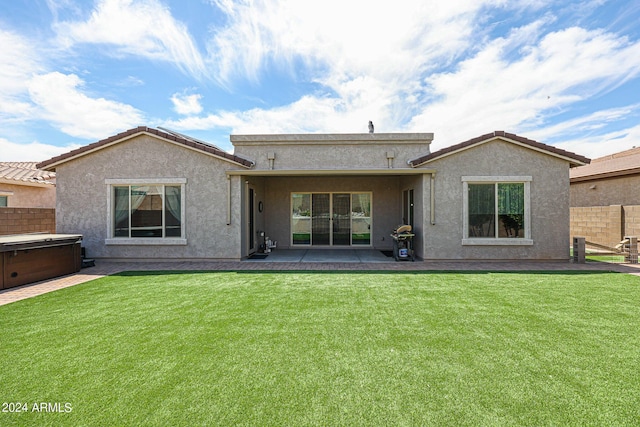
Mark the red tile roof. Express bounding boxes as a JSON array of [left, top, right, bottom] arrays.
[[0, 162, 56, 185], [570, 146, 640, 182], [36, 126, 255, 170], [409, 131, 590, 168]]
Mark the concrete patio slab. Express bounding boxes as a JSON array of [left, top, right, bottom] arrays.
[[246, 249, 395, 263]]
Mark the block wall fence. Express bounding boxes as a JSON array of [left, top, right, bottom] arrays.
[[0, 208, 56, 236], [570, 204, 640, 248]]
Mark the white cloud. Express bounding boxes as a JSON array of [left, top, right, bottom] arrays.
[[0, 29, 43, 122], [54, 0, 206, 79], [405, 24, 640, 151], [28, 72, 144, 139], [164, 91, 395, 136], [171, 93, 203, 115], [5, 0, 636, 163], [554, 124, 640, 160], [208, 0, 504, 86], [171, 3, 640, 157], [528, 105, 640, 142], [0, 137, 81, 162], [192, 0, 524, 135]]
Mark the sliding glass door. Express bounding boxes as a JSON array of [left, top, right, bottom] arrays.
[[351, 193, 371, 245], [332, 193, 351, 245], [312, 193, 330, 245], [291, 192, 371, 246]]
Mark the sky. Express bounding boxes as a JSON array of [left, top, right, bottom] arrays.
[[1, 0, 640, 162]]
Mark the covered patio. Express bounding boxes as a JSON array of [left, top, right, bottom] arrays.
[[230, 170, 434, 260], [243, 248, 399, 263]]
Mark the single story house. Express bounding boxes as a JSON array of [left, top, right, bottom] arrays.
[[0, 162, 57, 236], [570, 146, 640, 207], [0, 162, 56, 208], [570, 146, 640, 248], [37, 127, 589, 261]]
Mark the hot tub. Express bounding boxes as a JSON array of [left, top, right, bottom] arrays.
[[0, 234, 83, 290]]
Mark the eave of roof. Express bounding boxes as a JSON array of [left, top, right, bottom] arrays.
[[0, 162, 56, 186], [36, 126, 255, 171], [570, 146, 640, 182], [408, 131, 590, 168]]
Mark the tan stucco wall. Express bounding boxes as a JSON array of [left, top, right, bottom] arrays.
[[571, 175, 640, 207], [55, 134, 245, 260], [419, 140, 571, 260], [232, 133, 432, 170], [0, 182, 56, 208]]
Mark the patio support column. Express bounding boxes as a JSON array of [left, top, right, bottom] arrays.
[[226, 176, 231, 225], [430, 173, 436, 225]]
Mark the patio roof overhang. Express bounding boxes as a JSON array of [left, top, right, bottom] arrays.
[[224, 168, 438, 227], [225, 168, 436, 177]]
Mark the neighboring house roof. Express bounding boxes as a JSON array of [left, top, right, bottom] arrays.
[[36, 126, 255, 171], [409, 131, 590, 168], [0, 162, 56, 186], [570, 146, 640, 183]]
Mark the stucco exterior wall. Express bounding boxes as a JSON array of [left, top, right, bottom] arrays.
[[55, 135, 245, 260], [0, 182, 56, 208], [420, 140, 571, 260], [571, 175, 640, 207], [232, 134, 432, 170]]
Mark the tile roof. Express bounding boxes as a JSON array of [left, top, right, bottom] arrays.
[[0, 162, 56, 185], [409, 131, 590, 168], [570, 146, 640, 182], [36, 126, 255, 170]]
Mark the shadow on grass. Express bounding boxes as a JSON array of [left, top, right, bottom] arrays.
[[112, 269, 620, 277]]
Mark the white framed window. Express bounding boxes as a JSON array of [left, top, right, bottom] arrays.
[[462, 176, 532, 246], [105, 178, 187, 245]]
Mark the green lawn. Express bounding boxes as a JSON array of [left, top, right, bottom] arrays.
[[1, 271, 639, 426]]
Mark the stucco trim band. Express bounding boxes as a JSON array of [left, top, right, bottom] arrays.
[[225, 169, 436, 176]]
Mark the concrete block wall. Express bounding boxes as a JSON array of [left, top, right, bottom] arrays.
[[623, 205, 640, 239], [570, 204, 639, 248], [0, 208, 56, 236]]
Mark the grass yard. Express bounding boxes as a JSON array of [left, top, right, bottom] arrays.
[[1, 271, 639, 426]]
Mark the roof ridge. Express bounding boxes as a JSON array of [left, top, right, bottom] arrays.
[[409, 130, 590, 167], [37, 126, 255, 170], [591, 146, 640, 163]]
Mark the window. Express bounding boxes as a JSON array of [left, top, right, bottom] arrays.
[[106, 179, 186, 245], [462, 177, 532, 245], [0, 195, 7, 207]]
